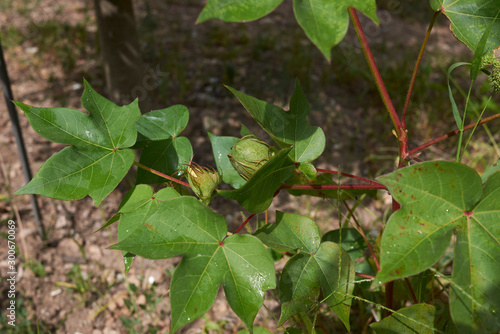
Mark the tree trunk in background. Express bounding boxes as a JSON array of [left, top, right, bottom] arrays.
[[94, 0, 147, 112]]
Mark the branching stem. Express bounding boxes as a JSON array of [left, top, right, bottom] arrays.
[[402, 10, 440, 128], [356, 273, 375, 279], [405, 277, 419, 304], [133, 161, 191, 188], [233, 213, 256, 234], [343, 201, 380, 271], [316, 168, 382, 186], [349, 8, 405, 158], [281, 184, 386, 190], [405, 112, 500, 159]]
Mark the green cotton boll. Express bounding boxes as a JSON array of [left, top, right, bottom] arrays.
[[185, 163, 221, 205], [481, 53, 500, 92], [492, 64, 500, 92], [228, 135, 277, 181]]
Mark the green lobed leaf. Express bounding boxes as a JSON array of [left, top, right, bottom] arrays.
[[197, 0, 284, 23], [293, 0, 379, 61], [110, 197, 275, 332], [430, 0, 441, 10], [450, 171, 500, 333], [110, 197, 226, 258], [376, 162, 481, 283], [116, 185, 181, 272], [226, 80, 325, 163], [14, 80, 140, 205], [322, 228, 376, 281], [297, 162, 317, 181], [208, 133, 246, 189], [279, 241, 355, 330], [437, 0, 500, 54], [254, 211, 321, 253], [370, 304, 438, 334], [218, 148, 295, 213], [16, 146, 134, 206], [135, 105, 189, 145], [254, 212, 354, 330], [136, 137, 193, 184], [322, 228, 366, 260], [376, 162, 500, 333]]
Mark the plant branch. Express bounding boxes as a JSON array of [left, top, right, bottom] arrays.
[[349, 8, 405, 158], [233, 213, 256, 234], [316, 168, 382, 186], [404, 277, 419, 304], [385, 282, 394, 316], [232, 189, 282, 235], [133, 161, 191, 188], [281, 183, 386, 190], [402, 10, 440, 128], [405, 112, 500, 158], [356, 272, 375, 279], [343, 201, 380, 271]]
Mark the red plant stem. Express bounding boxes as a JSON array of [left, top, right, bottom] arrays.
[[385, 282, 394, 316], [233, 191, 281, 235], [133, 161, 191, 188], [343, 201, 380, 271], [233, 213, 256, 234], [405, 277, 419, 304], [401, 10, 440, 128], [405, 113, 500, 159], [348, 8, 406, 158], [281, 184, 386, 190], [356, 272, 375, 279], [316, 168, 382, 186]]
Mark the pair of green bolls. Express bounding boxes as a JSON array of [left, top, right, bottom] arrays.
[[186, 135, 276, 205]]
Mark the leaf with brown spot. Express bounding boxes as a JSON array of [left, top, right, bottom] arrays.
[[376, 161, 500, 333]]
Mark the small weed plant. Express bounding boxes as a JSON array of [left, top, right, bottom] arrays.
[[13, 1, 500, 333]]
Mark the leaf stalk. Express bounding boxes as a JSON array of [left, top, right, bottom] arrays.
[[316, 168, 382, 185], [281, 184, 386, 190], [133, 161, 191, 188]]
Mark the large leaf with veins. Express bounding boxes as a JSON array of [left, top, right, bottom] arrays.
[[431, 0, 500, 54], [293, 0, 378, 60], [110, 196, 275, 332], [14, 80, 140, 205], [254, 211, 355, 330], [226, 80, 325, 163], [197, 0, 379, 61], [376, 162, 500, 333]]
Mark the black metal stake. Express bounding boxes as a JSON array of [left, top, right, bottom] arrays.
[[0, 38, 45, 239]]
